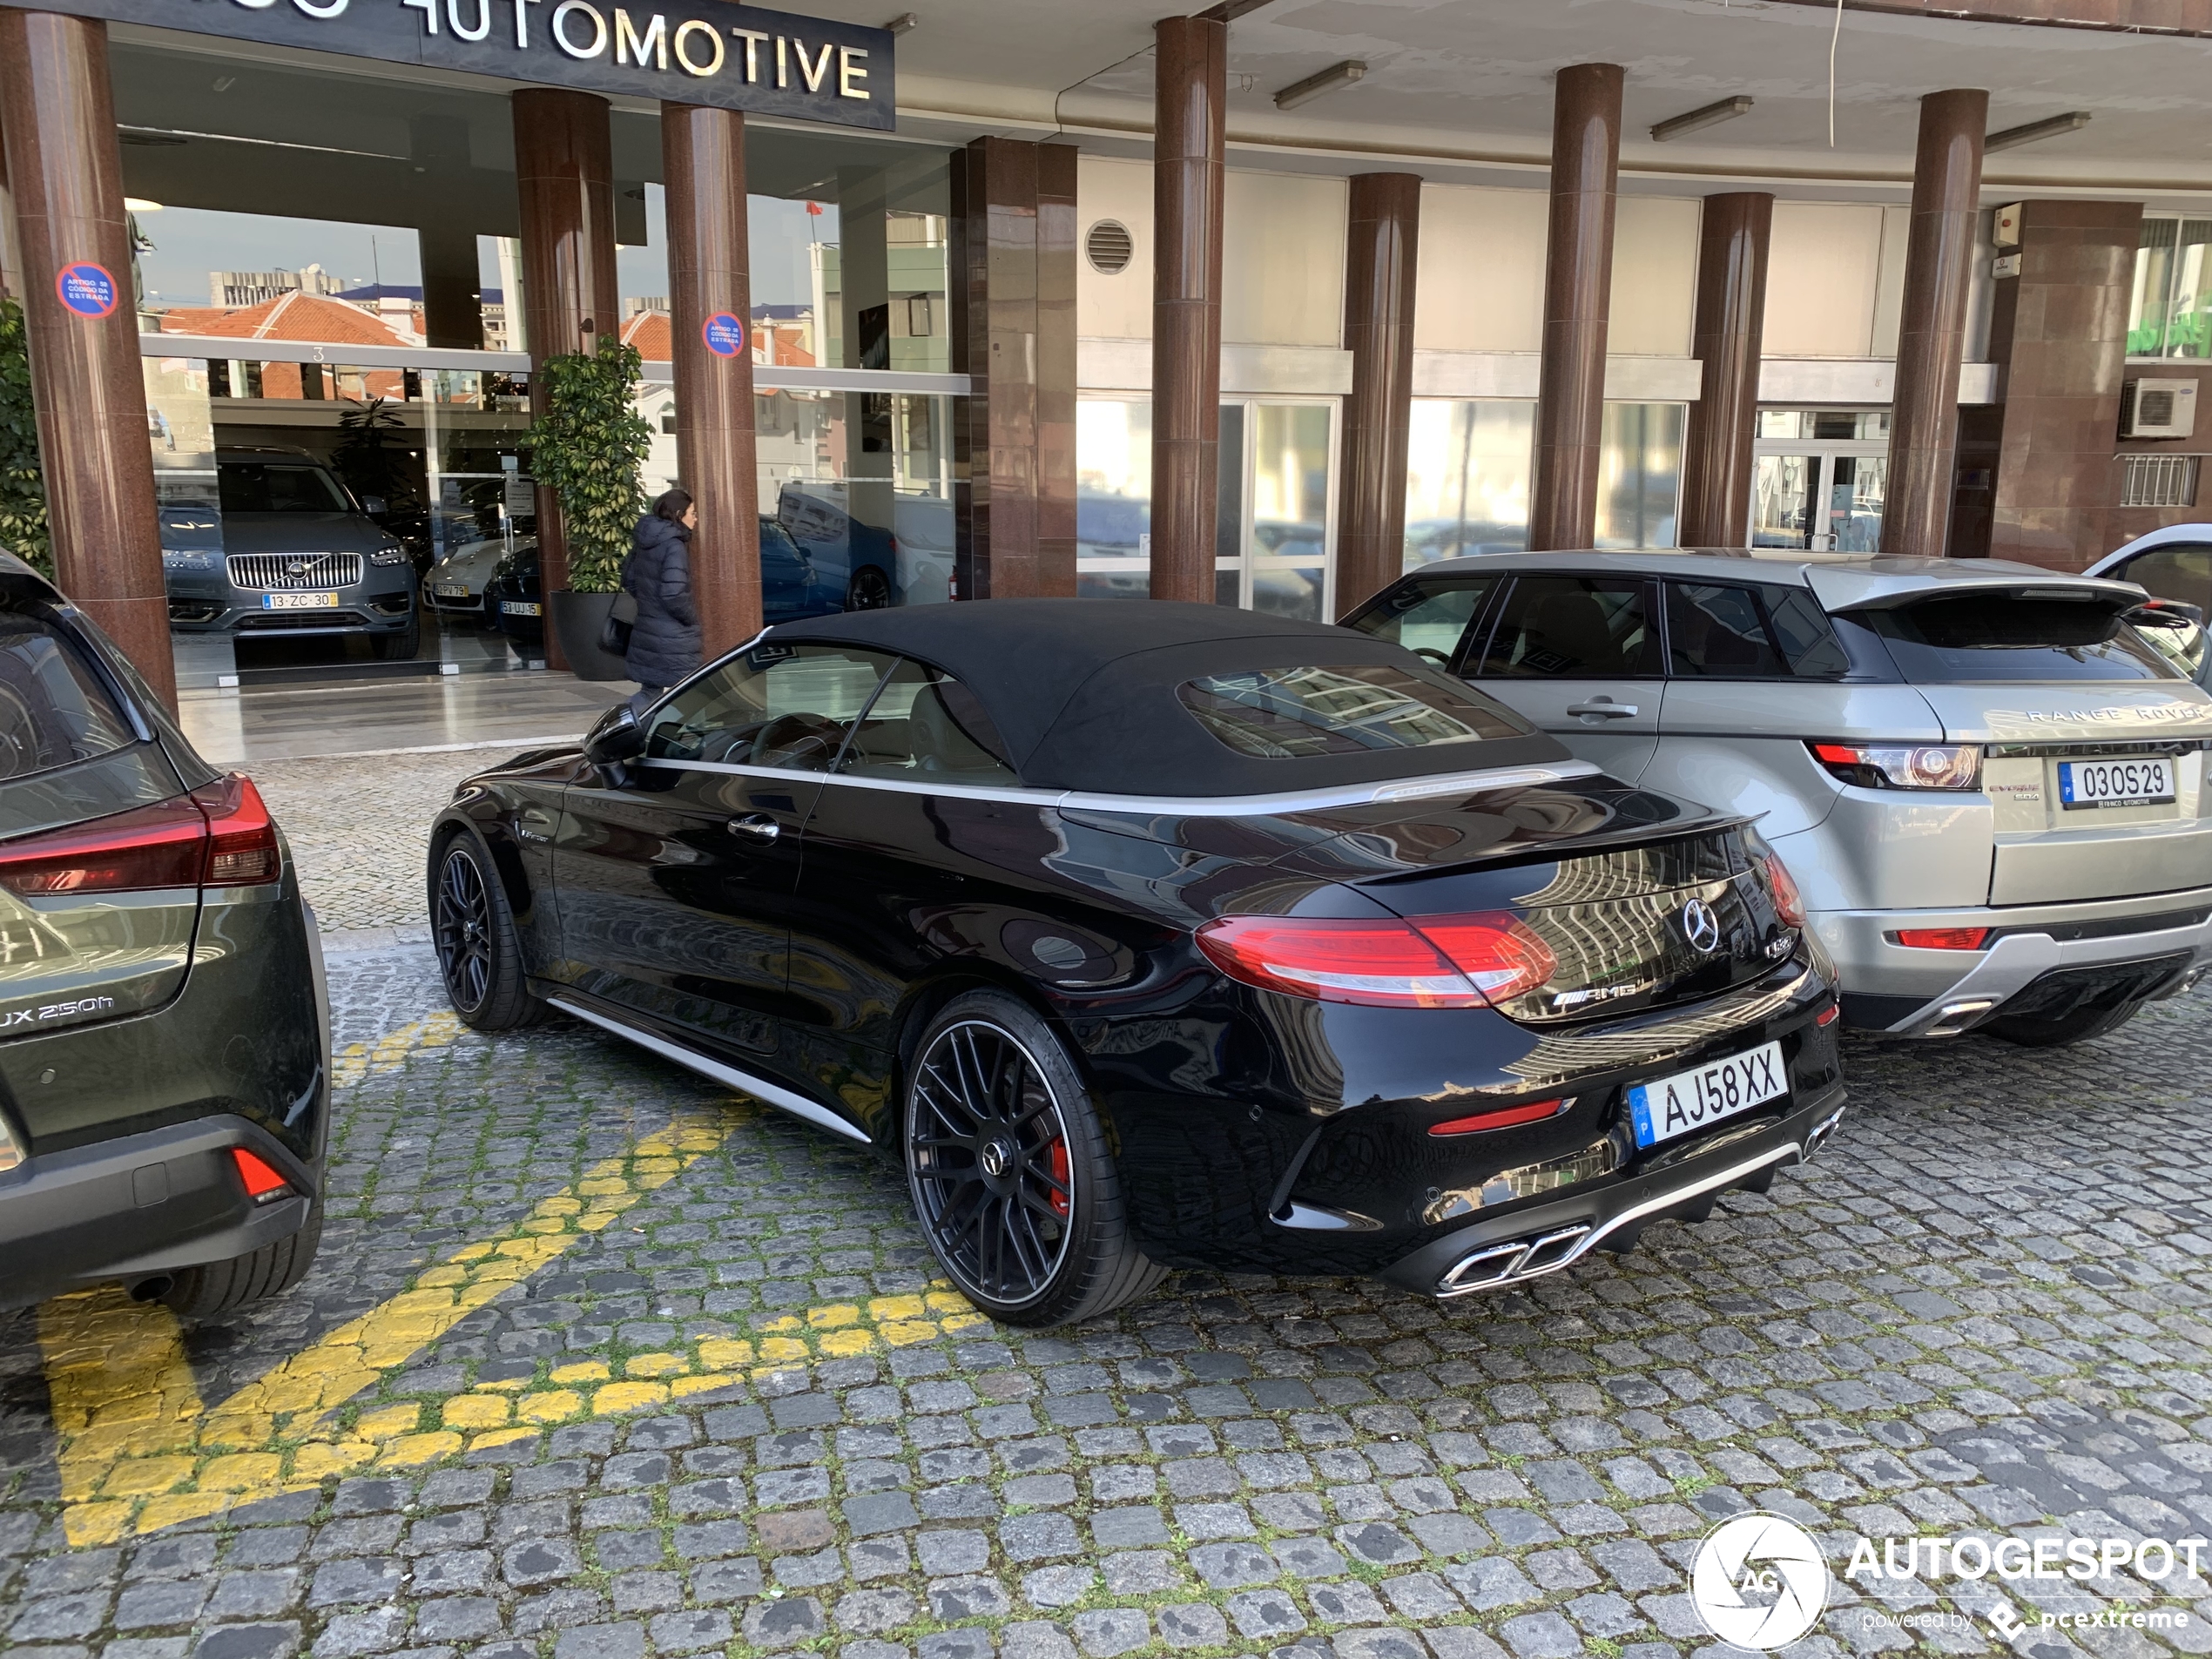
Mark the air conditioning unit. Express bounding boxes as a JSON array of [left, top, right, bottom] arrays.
[[2121, 378, 2199, 441]]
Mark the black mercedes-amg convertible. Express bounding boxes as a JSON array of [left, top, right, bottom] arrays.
[[428, 601, 1844, 1325]]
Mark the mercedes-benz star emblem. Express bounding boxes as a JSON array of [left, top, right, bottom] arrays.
[[1680, 898, 1723, 954], [979, 1140, 1014, 1178]]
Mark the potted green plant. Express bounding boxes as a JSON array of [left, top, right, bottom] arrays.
[[0, 299, 54, 581], [524, 335, 651, 680]]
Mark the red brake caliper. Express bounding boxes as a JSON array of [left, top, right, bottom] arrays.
[[1048, 1139, 1071, 1218]]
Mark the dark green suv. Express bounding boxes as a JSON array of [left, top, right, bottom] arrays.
[[0, 550, 327, 1315]]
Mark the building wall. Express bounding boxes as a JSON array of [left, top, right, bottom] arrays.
[[1223, 171, 1345, 348], [1076, 155, 1152, 341], [1763, 202, 1911, 360]]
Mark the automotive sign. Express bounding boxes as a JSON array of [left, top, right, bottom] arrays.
[[33, 0, 894, 130]]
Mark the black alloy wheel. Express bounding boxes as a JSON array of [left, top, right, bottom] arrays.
[[431, 833, 548, 1030], [848, 565, 893, 610], [904, 991, 1166, 1325]]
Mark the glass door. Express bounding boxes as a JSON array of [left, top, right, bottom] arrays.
[[1751, 411, 1889, 552], [1223, 399, 1336, 621]]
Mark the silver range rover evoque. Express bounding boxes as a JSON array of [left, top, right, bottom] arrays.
[[1346, 550, 2212, 1047]]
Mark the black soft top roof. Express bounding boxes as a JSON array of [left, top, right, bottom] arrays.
[[765, 599, 1568, 797]]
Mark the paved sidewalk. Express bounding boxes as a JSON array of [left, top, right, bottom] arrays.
[[2, 941, 2209, 1659]]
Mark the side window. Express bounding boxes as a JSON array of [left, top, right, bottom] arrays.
[[644, 643, 897, 772], [1345, 577, 1496, 666], [2121, 545, 2212, 611], [1665, 583, 1847, 679], [0, 613, 138, 781], [1476, 577, 1660, 678], [840, 658, 1018, 784]]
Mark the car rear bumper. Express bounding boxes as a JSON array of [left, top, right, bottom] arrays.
[[0, 1115, 318, 1310], [1816, 888, 2212, 1034], [1379, 1082, 1845, 1298]]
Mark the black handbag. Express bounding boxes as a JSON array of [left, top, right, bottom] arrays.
[[599, 588, 638, 654]]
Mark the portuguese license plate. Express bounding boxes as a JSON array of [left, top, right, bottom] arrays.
[[1627, 1040, 1787, 1150], [435, 583, 469, 598], [2057, 757, 2175, 810], [262, 591, 339, 610], [501, 600, 542, 617]]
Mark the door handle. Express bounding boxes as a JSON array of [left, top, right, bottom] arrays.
[[1567, 700, 1639, 719], [727, 814, 780, 841]]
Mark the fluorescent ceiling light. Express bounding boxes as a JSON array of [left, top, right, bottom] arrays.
[[1984, 111, 2091, 152], [1649, 96, 1753, 143], [882, 11, 917, 32], [1273, 60, 1365, 111], [125, 198, 164, 212]]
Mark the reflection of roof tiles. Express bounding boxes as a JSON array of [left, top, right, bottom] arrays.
[[620, 310, 671, 361], [156, 293, 419, 346]]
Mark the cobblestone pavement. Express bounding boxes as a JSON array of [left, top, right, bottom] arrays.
[[250, 753, 536, 937], [3, 943, 2211, 1659]]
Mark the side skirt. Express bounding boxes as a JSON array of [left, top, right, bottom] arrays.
[[546, 995, 873, 1146]]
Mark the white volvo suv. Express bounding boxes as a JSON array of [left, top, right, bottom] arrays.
[[1346, 551, 2212, 1046]]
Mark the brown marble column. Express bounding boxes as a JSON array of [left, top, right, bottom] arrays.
[[1882, 88, 1986, 560], [663, 104, 759, 654], [950, 138, 1079, 600], [1529, 63, 1622, 553], [1150, 14, 1226, 604], [1679, 192, 1773, 548], [1335, 173, 1421, 617], [0, 8, 173, 705], [513, 88, 618, 669]]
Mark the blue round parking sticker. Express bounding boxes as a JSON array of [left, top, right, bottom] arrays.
[[701, 313, 745, 357], [56, 261, 119, 319]]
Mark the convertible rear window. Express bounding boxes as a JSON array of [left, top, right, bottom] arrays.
[[1178, 664, 1529, 759], [1860, 594, 2180, 683]]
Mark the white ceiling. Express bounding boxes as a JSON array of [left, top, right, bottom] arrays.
[[872, 0, 2212, 201]]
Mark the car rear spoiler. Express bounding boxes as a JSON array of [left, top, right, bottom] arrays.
[[1814, 572, 2148, 615]]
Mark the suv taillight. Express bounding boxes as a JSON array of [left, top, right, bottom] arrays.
[[1809, 741, 1980, 790], [1196, 912, 1556, 1009], [0, 775, 280, 896], [194, 775, 281, 886], [0, 798, 207, 895]]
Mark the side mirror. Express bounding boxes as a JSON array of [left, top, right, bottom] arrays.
[[361, 496, 387, 516], [583, 704, 647, 766]]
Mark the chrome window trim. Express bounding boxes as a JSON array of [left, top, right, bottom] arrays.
[[635, 756, 1602, 814]]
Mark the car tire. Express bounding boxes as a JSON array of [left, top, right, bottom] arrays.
[[161, 1210, 322, 1320], [1981, 1002, 2140, 1048], [847, 566, 893, 611], [904, 989, 1167, 1326], [431, 832, 550, 1031], [374, 618, 421, 660]]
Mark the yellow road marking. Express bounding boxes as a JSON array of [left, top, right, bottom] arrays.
[[40, 1016, 993, 1547]]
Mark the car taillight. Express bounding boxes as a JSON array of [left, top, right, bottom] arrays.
[[194, 775, 282, 886], [1892, 927, 1992, 950], [1195, 912, 1555, 1009], [1428, 1098, 1568, 1136], [1760, 851, 1806, 929], [0, 798, 206, 895], [1809, 741, 1981, 791], [231, 1147, 292, 1203]]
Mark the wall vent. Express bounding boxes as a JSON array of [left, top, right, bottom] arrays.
[[1085, 220, 1134, 276]]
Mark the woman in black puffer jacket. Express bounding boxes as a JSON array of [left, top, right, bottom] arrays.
[[624, 488, 700, 710]]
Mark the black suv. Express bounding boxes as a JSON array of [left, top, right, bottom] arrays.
[[162, 447, 419, 660], [0, 551, 327, 1314]]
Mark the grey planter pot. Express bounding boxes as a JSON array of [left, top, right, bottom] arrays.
[[549, 590, 631, 682]]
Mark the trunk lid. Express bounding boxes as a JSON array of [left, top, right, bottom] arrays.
[[1260, 782, 1799, 1024]]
